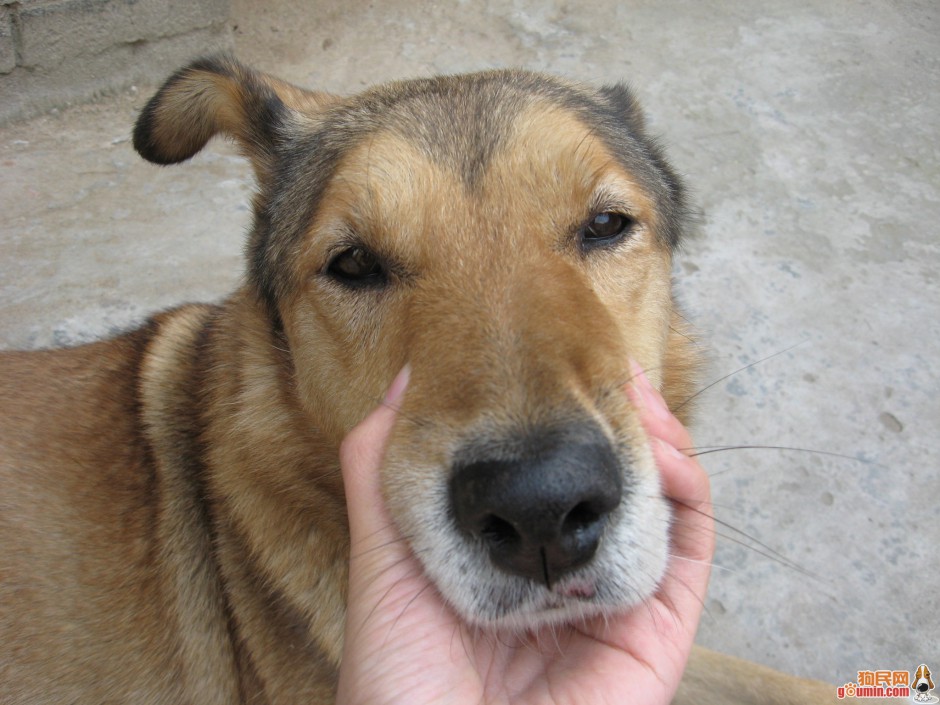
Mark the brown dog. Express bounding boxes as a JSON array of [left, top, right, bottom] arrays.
[[0, 57, 834, 703]]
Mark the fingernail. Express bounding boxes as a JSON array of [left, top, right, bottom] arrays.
[[629, 359, 671, 422], [629, 359, 652, 394], [656, 437, 687, 460], [383, 364, 411, 406]]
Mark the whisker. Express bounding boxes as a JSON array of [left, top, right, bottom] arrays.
[[673, 340, 809, 413], [542, 621, 563, 654], [493, 626, 523, 651], [324, 371, 431, 430], [663, 516, 806, 578], [513, 627, 539, 654], [667, 553, 733, 573], [662, 562, 716, 625], [601, 607, 612, 634], [572, 128, 600, 162], [384, 581, 437, 646], [353, 563, 424, 642], [672, 498, 817, 579], [652, 577, 686, 631], [350, 532, 423, 561], [668, 323, 703, 348], [378, 396, 431, 429], [671, 309, 698, 328], [453, 620, 473, 671], [683, 444, 862, 470], [652, 493, 736, 511], [351, 541, 429, 627], [602, 362, 670, 399]]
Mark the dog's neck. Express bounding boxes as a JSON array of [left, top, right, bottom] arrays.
[[142, 290, 349, 699]]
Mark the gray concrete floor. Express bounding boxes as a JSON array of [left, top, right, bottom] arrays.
[[2, 0, 937, 687]]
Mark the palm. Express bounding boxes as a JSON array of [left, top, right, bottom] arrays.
[[337, 368, 711, 705], [340, 529, 696, 705]]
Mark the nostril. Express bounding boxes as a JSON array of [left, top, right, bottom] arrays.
[[480, 514, 519, 548], [562, 501, 603, 534]]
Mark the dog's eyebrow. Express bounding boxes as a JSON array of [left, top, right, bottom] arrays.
[[588, 181, 642, 213]]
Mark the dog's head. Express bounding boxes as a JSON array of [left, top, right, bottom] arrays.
[[135, 57, 698, 630], [914, 665, 935, 692]]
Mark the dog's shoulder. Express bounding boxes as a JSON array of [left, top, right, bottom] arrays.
[[0, 304, 216, 439], [0, 303, 220, 514], [0, 303, 223, 701]]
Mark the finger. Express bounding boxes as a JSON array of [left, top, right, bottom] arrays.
[[339, 365, 410, 552], [626, 359, 693, 453], [625, 359, 713, 574], [650, 437, 713, 563]]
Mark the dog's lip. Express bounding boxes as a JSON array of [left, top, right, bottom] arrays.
[[498, 578, 605, 627], [493, 576, 600, 619], [552, 577, 597, 600]]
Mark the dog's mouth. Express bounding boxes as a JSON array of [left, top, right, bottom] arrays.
[[521, 577, 603, 617], [554, 577, 598, 600], [456, 544, 663, 630]]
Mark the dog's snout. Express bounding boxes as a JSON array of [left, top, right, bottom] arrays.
[[450, 432, 623, 586]]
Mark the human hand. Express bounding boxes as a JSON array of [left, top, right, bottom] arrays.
[[336, 363, 714, 705]]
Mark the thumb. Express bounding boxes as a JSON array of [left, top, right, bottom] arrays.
[[339, 365, 411, 551]]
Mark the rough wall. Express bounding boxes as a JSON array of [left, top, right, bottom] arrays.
[[0, 0, 231, 124]]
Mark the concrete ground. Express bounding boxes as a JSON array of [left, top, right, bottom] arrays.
[[2, 0, 937, 688]]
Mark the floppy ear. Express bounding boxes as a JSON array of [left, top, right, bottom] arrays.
[[133, 55, 338, 182]]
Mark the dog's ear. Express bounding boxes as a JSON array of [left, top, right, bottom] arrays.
[[133, 55, 338, 182], [598, 83, 647, 135]]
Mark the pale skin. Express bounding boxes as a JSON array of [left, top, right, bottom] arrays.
[[337, 362, 715, 705]]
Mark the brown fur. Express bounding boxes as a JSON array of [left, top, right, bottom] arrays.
[[0, 56, 835, 703]]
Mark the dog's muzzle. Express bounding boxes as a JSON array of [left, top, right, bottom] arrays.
[[449, 423, 623, 587]]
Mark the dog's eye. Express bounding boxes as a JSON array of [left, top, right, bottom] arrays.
[[581, 212, 634, 249], [326, 247, 386, 287]]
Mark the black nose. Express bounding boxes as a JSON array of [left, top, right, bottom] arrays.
[[449, 429, 623, 586]]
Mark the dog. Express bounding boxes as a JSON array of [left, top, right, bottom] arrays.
[[913, 664, 936, 702], [0, 56, 836, 703]]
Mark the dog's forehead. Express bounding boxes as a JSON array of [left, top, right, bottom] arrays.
[[374, 72, 532, 190], [278, 72, 654, 208], [323, 101, 653, 231], [353, 70, 636, 191]]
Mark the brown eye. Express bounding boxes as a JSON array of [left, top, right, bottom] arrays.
[[581, 212, 634, 248], [326, 247, 386, 287]]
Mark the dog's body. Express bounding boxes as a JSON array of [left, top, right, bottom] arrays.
[[0, 58, 834, 703]]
